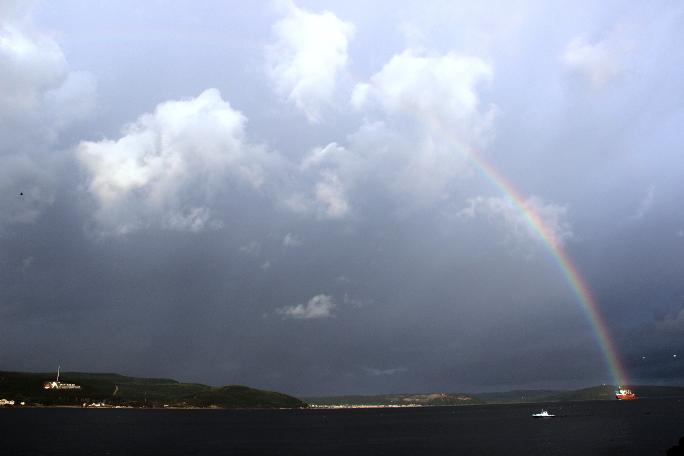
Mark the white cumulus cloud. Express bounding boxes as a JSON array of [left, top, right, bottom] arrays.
[[459, 195, 574, 247], [78, 89, 275, 235], [351, 50, 496, 146], [277, 294, 335, 319], [0, 23, 66, 119], [275, 49, 499, 220], [267, 0, 354, 122]]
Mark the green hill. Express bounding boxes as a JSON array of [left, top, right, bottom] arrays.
[[0, 370, 306, 408]]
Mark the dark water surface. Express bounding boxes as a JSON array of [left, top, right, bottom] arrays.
[[2, 398, 683, 455]]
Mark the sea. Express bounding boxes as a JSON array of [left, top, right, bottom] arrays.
[[1, 398, 683, 455]]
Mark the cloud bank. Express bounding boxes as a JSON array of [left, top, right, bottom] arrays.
[[0, 4, 95, 228]]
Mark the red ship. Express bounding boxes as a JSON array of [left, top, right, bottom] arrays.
[[615, 387, 636, 400]]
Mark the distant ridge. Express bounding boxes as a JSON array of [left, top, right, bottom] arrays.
[[542, 385, 617, 402], [305, 392, 482, 407], [5, 371, 684, 409], [494, 385, 684, 403], [305, 385, 684, 406], [0, 370, 306, 408]]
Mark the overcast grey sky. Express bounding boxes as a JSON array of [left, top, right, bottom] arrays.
[[1, 0, 683, 395]]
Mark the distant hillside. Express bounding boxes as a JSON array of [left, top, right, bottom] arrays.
[[480, 385, 684, 403], [542, 385, 617, 402], [306, 384, 684, 407], [622, 385, 684, 398], [305, 392, 483, 407], [0, 371, 306, 408]]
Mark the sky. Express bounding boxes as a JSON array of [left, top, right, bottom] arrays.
[[1, 0, 683, 396]]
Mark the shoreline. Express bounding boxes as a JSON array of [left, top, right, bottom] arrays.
[[2, 398, 682, 414]]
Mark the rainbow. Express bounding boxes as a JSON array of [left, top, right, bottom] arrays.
[[421, 113, 628, 387], [469, 156, 628, 387]]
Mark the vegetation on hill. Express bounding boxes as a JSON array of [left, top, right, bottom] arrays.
[[0, 371, 306, 408]]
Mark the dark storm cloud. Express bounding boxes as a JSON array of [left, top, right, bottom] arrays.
[[1, 0, 684, 395]]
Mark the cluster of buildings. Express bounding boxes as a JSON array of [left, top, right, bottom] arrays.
[[42, 366, 81, 390], [0, 399, 25, 406], [309, 403, 422, 409], [42, 381, 81, 390], [82, 401, 106, 408]]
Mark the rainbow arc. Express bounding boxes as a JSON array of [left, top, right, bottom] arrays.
[[471, 157, 628, 387], [423, 112, 628, 387]]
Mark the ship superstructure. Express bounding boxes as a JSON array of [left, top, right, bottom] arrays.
[[615, 387, 636, 400]]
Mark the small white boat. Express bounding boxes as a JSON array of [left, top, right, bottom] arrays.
[[532, 410, 554, 418]]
